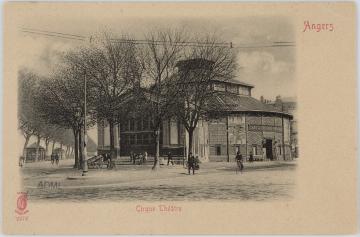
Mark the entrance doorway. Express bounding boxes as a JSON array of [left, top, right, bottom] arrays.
[[235, 145, 240, 154], [265, 139, 273, 160]]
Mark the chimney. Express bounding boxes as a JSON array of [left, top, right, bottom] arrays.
[[260, 96, 264, 103], [275, 95, 282, 102]]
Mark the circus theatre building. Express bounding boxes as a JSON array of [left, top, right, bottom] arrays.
[[97, 59, 293, 162]]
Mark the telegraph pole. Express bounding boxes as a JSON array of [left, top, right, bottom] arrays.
[[82, 73, 88, 176], [82, 36, 93, 176], [226, 114, 230, 162]]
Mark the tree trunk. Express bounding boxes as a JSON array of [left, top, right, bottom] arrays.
[[22, 134, 31, 164], [152, 128, 161, 170], [109, 119, 115, 159], [65, 146, 69, 158], [35, 135, 41, 162], [64, 146, 67, 158], [51, 140, 56, 155], [78, 127, 83, 169], [73, 130, 79, 168], [60, 143, 63, 159], [23, 135, 31, 157], [188, 128, 194, 160], [45, 138, 50, 158]]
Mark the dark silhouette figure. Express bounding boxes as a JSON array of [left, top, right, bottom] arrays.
[[235, 151, 243, 173], [249, 152, 254, 162], [51, 153, 55, 165], [167, 152, 174, 166], [188, 152, 196, 175], [55, 153, 60, 165]]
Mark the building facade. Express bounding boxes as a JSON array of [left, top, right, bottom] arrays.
[[261, 96, 298, 158], [98, 59, 293, 161]]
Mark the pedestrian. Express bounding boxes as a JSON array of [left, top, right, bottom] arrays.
[[188, 152, 195, 175], [143, 151, 148, 164], [136, 153, 144, 165], [19, 156, 25, 167], [249, 151, 254, 162], [106, 153, 112, 168], [235, 151, 244, 173], [167, 152, 174, 166], [51, 153, 55, 165], [130, 151, 134, 163], [55, 153, 60, 165], [134, 153, 139, 165]]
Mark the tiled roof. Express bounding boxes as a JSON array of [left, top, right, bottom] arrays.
[[208, 92, 292, 117]]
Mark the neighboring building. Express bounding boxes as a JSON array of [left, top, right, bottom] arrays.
[[25, 143, 46, 162], [261, 95, 298, 158], [98, 59, 294, 161]]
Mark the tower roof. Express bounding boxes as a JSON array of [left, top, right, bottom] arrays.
[[176, 58, 214, 71], [211, 78, 254, 88]]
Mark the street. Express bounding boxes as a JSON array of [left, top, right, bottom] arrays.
[[21, 159, 297, 202]]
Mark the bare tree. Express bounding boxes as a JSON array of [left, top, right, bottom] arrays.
[[142, 29, 187, 170], [66, 32, 143, 160], [172, 35, 237, 156]]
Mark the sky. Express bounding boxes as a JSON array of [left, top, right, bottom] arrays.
[[17, 7, 296, 101]]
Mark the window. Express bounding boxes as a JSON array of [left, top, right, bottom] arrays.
[[136, 134, 145, 145], [213, 83, 225, 92], [129, 134, 135, 145], [126, 120, 130, 131], [143, 118, 149, 130], [146, 134, 154, 144], [216, 145, 221, 156], [136, 119, 142, 131], [170, 121, 179, 144], [143, 134, 148, 144], [252, 145, 257, 155], [129, 120, 135, 131], [239, 86, 250, 96], [125, 135, 130, 145], [120, 121, 128, 131], [229, 115, 245, 125], [162, 121, 169, 146], [227, 84, 238, 94]]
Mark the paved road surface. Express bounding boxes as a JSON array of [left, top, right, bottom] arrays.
[[21, 159, 297, 202]]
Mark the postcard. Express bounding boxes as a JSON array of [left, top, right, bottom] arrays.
[[2, 2, 357, 234]]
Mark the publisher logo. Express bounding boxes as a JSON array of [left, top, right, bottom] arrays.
[[15, 192, 29, 215]]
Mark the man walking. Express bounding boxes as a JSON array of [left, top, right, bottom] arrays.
[[235, 151, 244, 173], [51, 153, 55, 165], [188, 152, 195, 175], [55, 153, 60, 166]]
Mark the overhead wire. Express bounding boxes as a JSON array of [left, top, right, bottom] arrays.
[[20, 27, 295, 48], [21, 27, 86, 39]]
